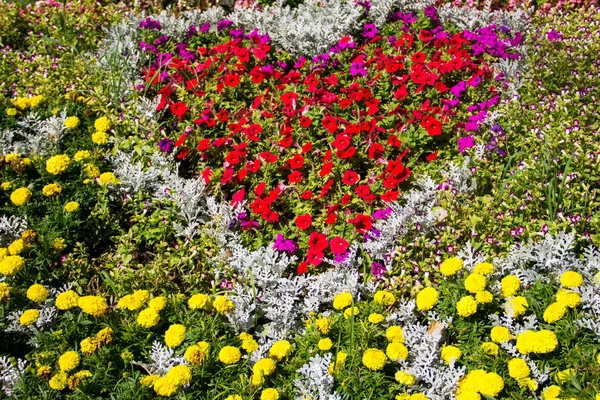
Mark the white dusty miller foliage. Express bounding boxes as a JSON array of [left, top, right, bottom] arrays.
[[111, 151, 171, 195], [294, 353, 341, 400], [0, 215, 27, 247], [228, 0, 362, 56], [133, 341, 187, 376], [0, 110, 66, 156], [0, 356, 26, 397]]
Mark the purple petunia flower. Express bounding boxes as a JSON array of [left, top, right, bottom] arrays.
[[217, 19, 233, 32], [139, 18, 161, 30], [349, 61, 368, 77], [158, 138, 173, 153], [200, 22, 211, 33], [547, 29, 563, 42], [273, 234, 296, 254], [371, 262, 386, 277], [362, 23, 378, 39], [457, 136, 475, 153]]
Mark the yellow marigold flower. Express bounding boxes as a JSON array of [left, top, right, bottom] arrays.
[[261, 388, 279, 400], [21, 158, 31, 166], [396, 395, 411, 400], [5, 154, 20, 163], [343, 306, 359, 319], [184, 341, 210, 366], [373, 290, 395, 305], [165, 364, 192, 386], [0, 248, 7, 260], [479, 372, 504, 397], [153, 376, 178, 396], [416, 287, 439, 311], [98, 172, 120, 186], [140, 374, 159, 387], [395, 371, 415, 385], [49, 371, 68, 390], [46, 154, 71, 175], [225, 396, 242, 400], [219, 346, 241, 364], [10, 187, 31, 206], [78, 296, 109, 317], [83, 163, 100, 177], [1, 182, 12, 191], [333, 292, 353, 310], [556, 289, 581, 308], [386, 326, 405, 343], [188, 294, 212, 310], [440, 257, 463, 276], [441, 345, 461, 364], [64, 116, 80, 129], [80, 337, 99, 355], [118, 293, 145, 311], [92, 131, 109, 145], [543, 302, 568, 323], [165, 324, 186, 348], [464, 274, 486, 294], [252, 372, 266, 386], [213, 296, 234, 315], [368, 313, 385, 324], [6, 108, 17, 116], [473, 262, 494, 275], [475, 291, 493, 304], [508, 358, 530, 380], [42, 183, 62, 197], [64, 201, 79, 212], [8, 238, 26, 255], [73, 150, 91, 162], [0, 255, 25, 275], [58, 351, 80, 372], [21, 229, 37, 244], [556, 368, 575, 384], [149, 296, 167, 311], [516, 330, 558, 355], [20, 309, 40, 325], [560, 271, 583, 288], [241, 334, 259, 353], [253, 357, 277, 379], [490, 326, 511, 343], [67, 370, 92, 390], [318, 338, 333, 351], [0, 282, 12, 302], [328, 351, 347, 375], [457, 295, 478, 317], [37, 365, 52, 380], [13, 97, 30, 110], [137, 307, 160, 328], [506, 296, 528, 318], [56, 290, 80, 310], [269, 340, 292, 361], [501, 275, 521, 298], [29, 95, 44, 108], [52, 238, 66, 251], [27, 284, 48, 302], [315, 317, 332, 334], [362, 348, 387, 371], [480, 342, 498, 356], [94, 116, 111, 132], [410, 394, 429, 400], [542, 385, 561, 400], [386, 342, 408, 361]]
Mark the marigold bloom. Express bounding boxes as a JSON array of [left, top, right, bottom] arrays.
[[78, 296, 109, 317], [500, 275, 521, 298], [373, 290, 396, 305], [368, 313, 385, 323], [464, 274, 486, 293], [508, 358, 530, 380], [64, 201, 80, 212], [386, 342, 408, 361], [0, 255, 25, 275], [94, 116, 111, 132], [362, 348, 387, 370], [416, 287, 439, 311], [165, 324, 186, 348], [137, 307, 160, 328], [543, 302, 568, 323], [213, 296, 234, 314], [19, 309, 40, 325], [188, 294, 212, 310], [58, 351, 80, 372], [261, 388, 279, 400], [559, 271, 583, 288], [457, 295, 478, 317], [318, 338, 333, 351], [27, 284, 48, 302], [56, 290, 80, 310], [269, 340, 292, 361], [46, 154, 71, 175], [440, 257, 463, 276], [64, 116, 80, 129], [10, 187, 31, 206], [473, 262, 494, 275], [480, 342, 498, 356], [441, 345, 462, 364], [92, 131, 109, 145], [333, 292, 353, 310], [219, 346, 241, 364], [395, 371, 415, 385], [386, 326, 405, 343]]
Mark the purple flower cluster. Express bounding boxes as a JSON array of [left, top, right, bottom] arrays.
[[273, 234, 297, 254], [139, 18, 161, 31]]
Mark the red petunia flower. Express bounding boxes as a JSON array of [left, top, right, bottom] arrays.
[[330, 236, 349, 254], [320, 162, 334, 177], [301, 190, 313, 200], [197, 138, 211, 151], [340, 193, 352, 205], [426, 152, 438, 162], [288, 154, 305, 170], [260, 151, 279, 163], [332, 133, 351, 151], [296, 214, 312, 230], [348, 214, 372, 234], [380, 190, 399, 202], [355, 185, 371, 197], [231, 188, 245, 206], [299, 116, 313, 128], [288, 171, 303, 183], [342, 171, 359, 185], [308, 232, 328, 251], [322, 115, 338, 134], [297, 261, 309, 274], [170, 102, 189, 121], [325, 213, 337, 225], [368, 143, 385, 159], [254, 182, 266, 196], [224, 74, 240, 88]]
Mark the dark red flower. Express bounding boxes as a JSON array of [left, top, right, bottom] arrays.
[[254, 181, 266, 196], [368, 143, 385, 159], [296, 214, 312, 230], [340, 193, 352, 205], [381, 190, 399, 202], [308, 232, 328, 251], [322, 115, 338, 133], [299, 116, 312, 128], [231, 188, 245, 206], [319, 179, 334, 198], [348, 214, 372, 234], [288, 154, 305, 170], [301, 142, 312, 153], [288, 171, 303, 183], [426, 152, 438, 162], [224, 74, 240, 88], [260, 151, 279, 163], [330, 236, 349, 254], [325, 213, 337, 225], [355, 185, 371, 197], [301, 190, 313, 200], [320, 162, 333, 177], [411, 52, 427, 64], [197, 138, 211, 151], [332, 133, 351, 151], [342, 171, 359, 185], [297, 261, 309, 274]]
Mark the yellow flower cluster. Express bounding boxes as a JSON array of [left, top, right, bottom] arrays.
[[219, 346, 242, 364], [67, 370, 92, 390], [8, 239, 27, 255], [318, 338, 333, 351], [92, 131, 109, 145], [395, 371, 416, 385], [58, 351, 80, 372], [490, 326, 512, 343], [137, 307, 160, 328], [184, 341, 210, 365], [333, 292, 353, 310], [240, 332, 259, 353], [373, 290, 396, 305], [515, 330, 558, 354], [252, 357, 277, 386], [94, 116, 111, 132], [441, 345, 462, 364], [151, 365, 192, 397], [118, 290, 150, 310], [269, 340, 292, 361], [456, 369, 504, 399], [0, 282, 12, 303], [165, 324, 186, 348], [315, 317, 332, 334], [98, 172, 120, 186], [188, 293, 212, 310], [64, 201, 80, 212], [0, 255, 25, 276], [368, 313, 385, 323], [20, 309, 40, 325], [80, 327, 114, 355], [78, 296, 109, 317], [440, 257, 464, 276], [456, 295, 478, 317], [42, 183, 62, 197], [362, 348, 387, 371], [480, 342, 499, 356], [507, 358, 537, 389], [56, 290, 80, 310], [505, 296, 528, 318], [13, 95, 43, 110], [10, 187, 31, 206], [73, 150, 91, 162], [46, 154, 71, 175], [64, 116, 80, 129], [27, 284, 49, 302], [500, 275, 521, 298], [416, 287, 439, 311], [328, 351, 348, 375], [261, 388, 279, 400], [213, 296, 234, 315]]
